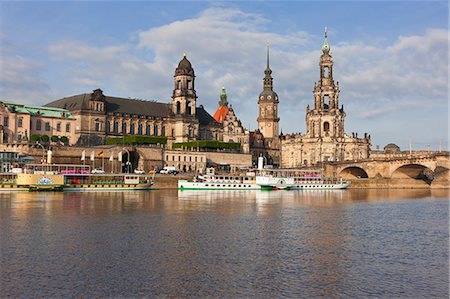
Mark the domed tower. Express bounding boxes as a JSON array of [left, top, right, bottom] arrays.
[[306, 27, 346, 139], [172, 52, 197, 116], [257, 44, 279, 140]]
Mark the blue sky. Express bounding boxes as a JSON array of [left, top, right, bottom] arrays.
[[1, 1, 448, 150]]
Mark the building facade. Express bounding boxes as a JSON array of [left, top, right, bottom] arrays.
[[45, 54, 239, 148], [0, 102, 76, 145], [281, 29, 371, 167], [212, 87, 250, 153], [250, 45, 281, 166]]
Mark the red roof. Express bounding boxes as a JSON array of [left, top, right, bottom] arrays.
[[213, 106, 229, 123]]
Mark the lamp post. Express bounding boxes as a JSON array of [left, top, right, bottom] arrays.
[[36, 141, 45, 164]]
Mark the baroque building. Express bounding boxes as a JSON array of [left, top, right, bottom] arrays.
[[213, 87, 250, 153], [281, 29, 371, 167], [45, 53, 245, 151], [0, 102, 76, 144], [250, 45, 281, 166]]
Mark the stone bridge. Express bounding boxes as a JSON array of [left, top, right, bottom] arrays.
[[323, 152, 450, 187]]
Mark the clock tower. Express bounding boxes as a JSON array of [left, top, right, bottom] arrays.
[[257, 45, 279, 139], [255, 44, 281, 166]]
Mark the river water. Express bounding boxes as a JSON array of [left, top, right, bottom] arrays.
[[0, 189, 448, 297]]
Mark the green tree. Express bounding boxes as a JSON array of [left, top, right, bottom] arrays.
[[41, 135, 49, 143], [51, 135, 60, 143], [60, 136, 68, 144], [106, 135, 167, 145], [30, 134, 41, 143]]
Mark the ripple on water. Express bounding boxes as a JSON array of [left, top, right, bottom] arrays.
[[0, 190, 448, 297]]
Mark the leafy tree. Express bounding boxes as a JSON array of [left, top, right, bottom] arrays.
[[172, 140, 241, 150], [51, 135, 60, 143], [60, 136, 68, 144], [106, 135, 167, 145], [30, 134, 41, 143], [41, 135, 49, 143]]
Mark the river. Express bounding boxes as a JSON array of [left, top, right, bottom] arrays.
[[0, 189, 448, 297]]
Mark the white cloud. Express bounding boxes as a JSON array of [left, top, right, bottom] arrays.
[[0, 51, 52, 104]]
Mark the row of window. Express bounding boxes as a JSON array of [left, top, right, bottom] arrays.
[[1, 117, 71, 133], [33, 120, 71, 133], [166, 155, 205, 162], [106, 121, 165, 136]]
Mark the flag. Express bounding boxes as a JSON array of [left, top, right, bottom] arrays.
[[90, 151, 95, 161], [109, 153, 113, 162], [98, 151, 104, 157], [118, 151, 122, 162], [81, 150, 86, 161]]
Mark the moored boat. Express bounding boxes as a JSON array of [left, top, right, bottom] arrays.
[[256, 168, 350, 190], [178, 168, 260, 190], [0, 164, 154, 192]]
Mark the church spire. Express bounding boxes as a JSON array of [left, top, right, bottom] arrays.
[[264, 42, 273, 90], [322, 26, 330, 54]]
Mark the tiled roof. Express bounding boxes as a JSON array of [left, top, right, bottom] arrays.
[[213, 106, 229, 123], [105, 96, 171, 117], [45, 93, 172, 118], [196, 106, 220, 126]]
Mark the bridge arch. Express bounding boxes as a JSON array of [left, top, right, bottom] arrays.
[[339, 166, 369, 179], [391, 163, 434, 183]]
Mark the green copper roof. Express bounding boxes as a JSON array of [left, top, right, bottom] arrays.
[[322, 26, 330, 53], [2, 102, 74, 119]]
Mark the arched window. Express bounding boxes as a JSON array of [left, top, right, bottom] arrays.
[[130, 123, 135, 134], [138, 123, 143, 135], [177, 80, 181, 89], [161, 126, 165, 136], [324, 121, 330, 132], [122, 122, 127, 134], [105, 121, 110, 133], [113, 121, 119, 133], [146, 124, 150, 135], [176, 101, 181, 114], [324, 95, 330, 110], [187, 80, 191, 89], [154, 124, 158, 136], [324, 66, 329, 78], [36, 120, 42, 130], [186, 101, 192, 115]]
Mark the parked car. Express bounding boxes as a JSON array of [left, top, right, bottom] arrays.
[[159, 166, 178, 175], [91, 168, 105, 174], [134, 169, 145, 174]]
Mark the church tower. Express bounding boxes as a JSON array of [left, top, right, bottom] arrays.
[[306, 28, 346, 139], [257, 45, 279, 139], [172, 52, 197, 116], [171, 52, 199, 142]]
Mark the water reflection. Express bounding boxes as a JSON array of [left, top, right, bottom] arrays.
[[0, 189, 448, 297]]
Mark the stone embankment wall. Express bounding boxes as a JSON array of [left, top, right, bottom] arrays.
[[152, 175, 190, 189]]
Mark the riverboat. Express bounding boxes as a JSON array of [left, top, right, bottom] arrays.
[[256, 169, 350, 190], [0, 164, 154, 192], [178, 168, 260, 190]]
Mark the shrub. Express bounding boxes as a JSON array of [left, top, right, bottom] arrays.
[[51, 135, 60, 143], [60, 136, 68, 144], [30, 134, 41, 143], [172, 140, 241, 150], [41, 135, 49, 143], [106, 135, 167, 145]]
